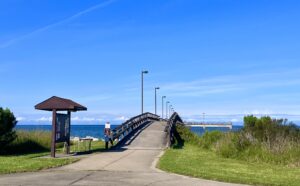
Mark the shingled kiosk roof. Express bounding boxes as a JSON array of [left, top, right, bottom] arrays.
[[35, 96, 87, 111]]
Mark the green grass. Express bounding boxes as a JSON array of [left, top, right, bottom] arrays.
[[0, 152, 78, 174], [3, 130, 107, 155], [2, 130, 56, 155], [174, 122, 300, 165], [158, 143, 300, 186], [0, 130, 108, 175], [0, 140, 107, 175], [159, 122, 300, 186]]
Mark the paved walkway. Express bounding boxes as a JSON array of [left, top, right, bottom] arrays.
[[0, 121, 246, 186]]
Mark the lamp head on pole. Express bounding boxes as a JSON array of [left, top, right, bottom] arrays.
[[142, 70, 149, 74], [155, 87, 160, 90]]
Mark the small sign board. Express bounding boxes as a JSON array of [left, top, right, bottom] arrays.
[[105, 123, 111, 129], [55, 113, 70, 143]]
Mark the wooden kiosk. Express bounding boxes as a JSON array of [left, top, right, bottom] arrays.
[[35, 96, 87, 158]]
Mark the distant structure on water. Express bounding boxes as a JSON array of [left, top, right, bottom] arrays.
[[184, 122, 233, 130]]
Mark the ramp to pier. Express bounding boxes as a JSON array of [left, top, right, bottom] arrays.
[[61, 121, 168, 172]]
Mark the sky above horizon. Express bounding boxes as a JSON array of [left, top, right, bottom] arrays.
[[1, 0, 300, 125]]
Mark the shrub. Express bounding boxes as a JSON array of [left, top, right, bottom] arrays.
[[177, 115, 300, 166], [176, 124, 200, 145], [215, 133, 238, 158], [0, 108, 17, 152], [199, 131, 223, 149], [217, 116, 300, 166], [243, 115, 300, 153]]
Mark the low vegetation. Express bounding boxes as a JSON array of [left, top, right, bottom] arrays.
[[1, 130, 105, 174], [2, 130, 53, 155], [0, 130, 105, 174], [0, 153, 78, 174], [0, 107, 107, 174], [159, 115, 300, 186]]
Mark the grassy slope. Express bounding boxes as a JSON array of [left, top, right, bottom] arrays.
[[0, 141, 106, 174], [158, 143, 300, 186], [0, 153, 78, 174]]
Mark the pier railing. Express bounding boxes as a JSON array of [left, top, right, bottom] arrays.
[[165, 112, 184, 147], [110, 112, 160, 147]]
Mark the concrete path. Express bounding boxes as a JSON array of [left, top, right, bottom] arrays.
[[0, 121, 246, 186]]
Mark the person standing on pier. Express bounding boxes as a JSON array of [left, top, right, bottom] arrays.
[[104, 122, 113, 149]]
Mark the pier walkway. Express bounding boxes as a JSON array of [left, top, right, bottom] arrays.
[[0, 120, 245, 186]]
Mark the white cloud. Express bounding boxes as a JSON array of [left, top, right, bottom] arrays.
[[231, 118, 240, 122], [71, 116, 104, 122], [37, 117, 52, 122], [16, 117, 26, 121], [243, 110, 274, 116], [72, 116, 80, 121], [184, 118, 201, 122], [114, 116, 129, 121], [82, 117, 96, 121]]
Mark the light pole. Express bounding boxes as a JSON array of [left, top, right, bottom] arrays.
[[202, 112, 205, 124], [166, 101, 170, 119], [162, 96, 166, 118], [155, 87, 160, 115], [141, 70, 148, 114]]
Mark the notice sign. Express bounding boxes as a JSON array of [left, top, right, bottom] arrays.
[[55, 113, 70, 143]]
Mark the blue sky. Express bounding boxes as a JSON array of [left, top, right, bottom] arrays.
[[1, 0, 300, 125]]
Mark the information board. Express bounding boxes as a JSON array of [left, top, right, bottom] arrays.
[[55, 113, 70, 143]]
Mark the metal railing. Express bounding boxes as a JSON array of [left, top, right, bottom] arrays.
[[165, 112, 184, 147], [110, 112, 160, 146]]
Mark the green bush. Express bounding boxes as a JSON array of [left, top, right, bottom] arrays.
[[214, 116, 300, 165], [199, 131, 223, 149], [244, 116, 300, 141], [176, 124, 200, 145], [0, 108, 17, 152], [243, 115, 300, 152], [215, 133, 238, 158], [176, 116, 300, 167]]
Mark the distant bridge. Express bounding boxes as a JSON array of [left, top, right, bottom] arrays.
[[185, 122, 233, 130]]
